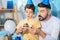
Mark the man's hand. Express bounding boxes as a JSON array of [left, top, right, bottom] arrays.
[[36, 28, 46, 38]]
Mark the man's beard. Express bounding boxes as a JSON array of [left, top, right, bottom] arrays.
[[38, 14, 48, 21]]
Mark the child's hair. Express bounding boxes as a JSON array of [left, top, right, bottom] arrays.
[[38, 3, 51, 9], [25, 4, 35, 12]]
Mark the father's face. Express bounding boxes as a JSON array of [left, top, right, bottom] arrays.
[[38, 7, 48, 21]]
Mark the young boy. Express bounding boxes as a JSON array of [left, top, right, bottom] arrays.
[[16, 0, 41, 40]]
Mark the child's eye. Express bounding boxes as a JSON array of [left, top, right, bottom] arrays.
[[26, 11, 28, 13], [29, 12, 33, 14]]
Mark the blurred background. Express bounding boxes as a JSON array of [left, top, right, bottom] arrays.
[[13, 0, 60, 19], [0, 0, 60, 40], [0, 0, 60, 21]]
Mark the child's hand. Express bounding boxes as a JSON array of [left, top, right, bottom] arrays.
[[16, 27, 23, 34], [29, 27, 37, 35], [36, 28, 41, 35], [22, 27, 28, 34], [35, 28, 41, 35], [22, 23, 29, 34]]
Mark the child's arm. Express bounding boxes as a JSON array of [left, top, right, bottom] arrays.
[[16, 23, 29, 34], [16, 21, 23, 34], [16, 27, 23, 34]]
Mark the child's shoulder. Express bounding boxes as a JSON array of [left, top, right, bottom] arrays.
[[33, 18, 40, 22], [18, 19, 26, 23]]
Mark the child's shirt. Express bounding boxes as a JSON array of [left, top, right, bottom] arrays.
[[16, 18, 41, 40]]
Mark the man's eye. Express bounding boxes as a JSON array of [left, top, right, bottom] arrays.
[[41, 11, 44, 13]]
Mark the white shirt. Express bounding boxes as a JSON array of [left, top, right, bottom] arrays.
[[39, 16, 60, 40]]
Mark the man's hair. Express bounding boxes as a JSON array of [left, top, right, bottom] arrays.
[[38, 3, 51, 9], [25, 4, 35, 12]]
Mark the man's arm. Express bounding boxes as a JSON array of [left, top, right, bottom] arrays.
[[39, 30, 59, 40], [38, 23, 60, 40], [36, 28, 46, 38], [38, 29, 46, 38]]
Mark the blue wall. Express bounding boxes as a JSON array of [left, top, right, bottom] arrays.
[[13, 0, 60, 19], [50, 0, 60, 19]]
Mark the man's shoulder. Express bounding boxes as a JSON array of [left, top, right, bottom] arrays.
[[51, 16, 60, 22], [50, 16, 60, 26]]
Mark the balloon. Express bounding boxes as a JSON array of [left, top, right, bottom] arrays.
[[50, 2, 57, 17], [0, 31, 8, 37], [16, 0, 27, 12], [4, 20, 16, 34]]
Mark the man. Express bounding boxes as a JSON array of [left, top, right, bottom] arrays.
[[36, 0, 60, 40]]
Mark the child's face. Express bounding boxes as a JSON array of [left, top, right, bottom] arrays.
[[25, 8, 34, 18]]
